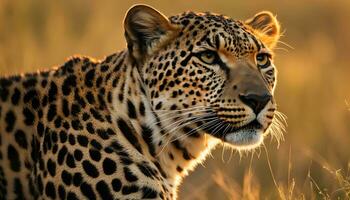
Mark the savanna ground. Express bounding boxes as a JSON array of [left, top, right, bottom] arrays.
[[0, 0, 349, 199]]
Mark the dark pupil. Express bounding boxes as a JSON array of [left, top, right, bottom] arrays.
[[257, 55, 264, 61], [206, 53, 213, 58]]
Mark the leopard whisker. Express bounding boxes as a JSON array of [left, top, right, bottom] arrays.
[[148, 107, 213, 126], [157, 117, 220, 156], [153, 110, 215, 133]]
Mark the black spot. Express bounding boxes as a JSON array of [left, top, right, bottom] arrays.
[[47, 159, 56, 177], [0, 77, 12, 86], [172, 140, 193, 160], [58, 185, 66, 200], [71, 119, 82, 130], [106, 128, 116, 136], [86, 91, 95, 104], [68, 134, 76, 145], [123, 167, 138, 182], [85, 69, 95, 88], [74, 89, 86, 108], [52, 131, 58, 143], [96, 180, 113, 199], [41, 95, 48, 107], [7, 144, 21, 172], [89, 149, 101, 162], [63, 122, 70, 130], [176, 166, 183, 172], [142, 186, 158, 198], [54, 116, 62, 128], [155, 102, 162, 110], [23, 107, 35, 126], [177, 67, 184, 75], [117, 118, 142, 153], [62, 75, 77, 95], [45, 181, 56, 199], [14, 178, 24, 199], [109, 141, 134, 165], [141, 125, 156, 157], [82, 113, 90, 121], [137, 162, 157, 179], [111, 178, 122, 192], [66, 153, 76, 168], [122, 185, 139, 195], [102, 158, 116, 175], [169, 153, 174, 160], [31, 97, 40, 109], [118, 93, 124, 102], [41, 79, 48, 87], [59, 131, 67, 143], [37, 175, 43, 194], [181, 19, 190, 26], [22, 78, 37, 88], [30, 137, 40, 163], [0, 86, 9, 102], [139, 101, 145, 116], [90, 108, 104, 122], [153, 161, 167, 178], [47, 104, 57, 122], [96, 129, 109, 140], [48, 82, 58, 102], [5, 110, 16, 132], [62, 99, 70, 117], [183, 126, 200, 138], [74, 149, 83, 161], [86, 122, 95, 134], [90, 139, 102, 150], [96, 77, 103, 88], [77, 135, 88, 147], [71, 103, 81, 116], [82, 160, 99, 178], [61, 170, 72, 186], [80, 182, 96, 200], [127, 100, 137, 119], [11, 88, 21, 105], [57, 146, 68, 165], [107, 92, 112, 103], [67, 192, 78, 200], [73, 173, 83, 186], [100, 65, 109, 72]]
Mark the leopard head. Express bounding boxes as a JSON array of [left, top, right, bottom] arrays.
[[124, 5, 282, 150]]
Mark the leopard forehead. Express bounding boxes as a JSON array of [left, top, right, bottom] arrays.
[[168, 12, 265, 56]]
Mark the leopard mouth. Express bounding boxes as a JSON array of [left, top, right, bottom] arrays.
[[198, 114, 265, 148]]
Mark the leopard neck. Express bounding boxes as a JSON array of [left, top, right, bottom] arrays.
[[104, 51, 219, 190]]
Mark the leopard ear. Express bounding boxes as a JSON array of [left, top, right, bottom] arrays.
[[124, 5, 178, 63], [245, 11, 280, 49]]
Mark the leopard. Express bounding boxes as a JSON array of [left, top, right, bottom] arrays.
[[0, 4, 282, 200]]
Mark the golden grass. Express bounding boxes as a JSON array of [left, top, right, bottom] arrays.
[[0, 0, 349, 199]]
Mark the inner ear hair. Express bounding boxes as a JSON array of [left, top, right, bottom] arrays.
[[124, 5, 179, 63], [245, 11, 281, 49]]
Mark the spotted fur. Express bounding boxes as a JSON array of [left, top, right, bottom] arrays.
[[0, 5, 281, 199]]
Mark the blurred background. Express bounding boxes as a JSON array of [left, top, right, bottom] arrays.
[[0, 0, 349, 199]]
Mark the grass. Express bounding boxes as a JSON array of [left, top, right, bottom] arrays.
[[0, 0, 349, 199]]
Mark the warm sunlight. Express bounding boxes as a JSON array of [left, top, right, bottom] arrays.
[[0, 0, 349, 199]]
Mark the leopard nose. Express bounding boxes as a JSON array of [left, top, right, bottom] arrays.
[[239, 93, 272, 114]]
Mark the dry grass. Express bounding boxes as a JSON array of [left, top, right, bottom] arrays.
[[0, 0, 349, 199]]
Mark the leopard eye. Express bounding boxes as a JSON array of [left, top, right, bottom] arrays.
[[199, 51, 217, 64], [256, 53, 271, 68]]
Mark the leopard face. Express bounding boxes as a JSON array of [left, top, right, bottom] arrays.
[[125, 6, 281, 150]]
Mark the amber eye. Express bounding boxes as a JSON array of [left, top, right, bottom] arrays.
[[256, 53, 271, 68], [199, 51, 217, 64]]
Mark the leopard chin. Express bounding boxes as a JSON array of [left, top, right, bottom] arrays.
[[224, 129, 264, 149]]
